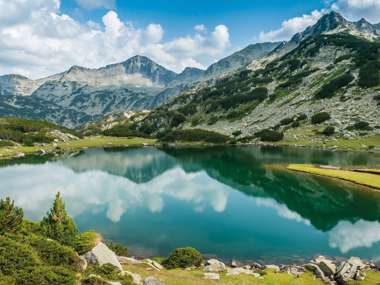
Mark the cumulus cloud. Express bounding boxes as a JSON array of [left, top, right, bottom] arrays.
[[329, 220, 380, 253], [0, 0, 230, 78], [76, 0, 115, 10], [332, 0, 380, 23], [259, 10, 326, 42]]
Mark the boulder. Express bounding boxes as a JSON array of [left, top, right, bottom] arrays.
[[144, 259, 164, 271], [143, 276, 165, 285], [118, 256, 142, 265], [83, 242, 123, 271], [226, 267, 254, 276], [305, 263, 325, 280], [203, 273, 220, 280], [252, 262, 265, 270], [347, 257, 367, 270], [78, 255, 88, 272], [265, 264, 280, 272], [286, 265, 305, 277], [315, 256, 336, 277], [205, 259, 226, 273]]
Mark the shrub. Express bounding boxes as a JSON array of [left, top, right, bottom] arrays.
[[162, 247, 203, 269], [296, 113, 308, 121], [322, 126, 335, 136], [315, 72, 354, 99], [105, 241, 128, 257], [0, 274, 15, 285], [291, 121, 300, 128], [161, 129, 230, 144], [255, 129, 284, 142], [74, 231, 99, 255], [0, 236, 41, 276], [103, 126, 148, 138], [232, 130, 242, 137], [280, 117, 293, 125], [15, 266, 76, 285], [81, 275, 108, 285], [358, 61, 380, 88], [311, 112, 331, 124], [347, 121, 372, 131], [207, 116, 218, 125], [84, 264, 133, 285], [26, 235, 80, 269], [40, 192, 78, 247], [0, 197, 23, 234]]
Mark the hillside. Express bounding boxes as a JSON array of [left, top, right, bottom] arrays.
[[136, 13, 380, 148], [0, 44, 279, 128]]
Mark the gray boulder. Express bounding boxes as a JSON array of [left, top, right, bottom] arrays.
[[314, 256, 336, 277], [203, 272, 220, 280], [83, 242, 123, 271], [205, 259, 226, 273]]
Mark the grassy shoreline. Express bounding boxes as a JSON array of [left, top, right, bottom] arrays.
[[0, 136, 156, 160]]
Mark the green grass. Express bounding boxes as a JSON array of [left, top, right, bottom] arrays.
[[0, 136, 156, 159], [123, 263, 325, 285]]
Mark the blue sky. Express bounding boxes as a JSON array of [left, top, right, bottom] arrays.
[[1, 0, 380, 78], [61, 0, 326, 49]]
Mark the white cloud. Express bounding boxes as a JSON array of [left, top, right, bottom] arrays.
[[329, 220, 380, 253], [194, 24, 206, 33], [332, 0, 380, 23], [0, 0, 230, 78], [76, 0, 115, 10], [259, 10, 326, 42]]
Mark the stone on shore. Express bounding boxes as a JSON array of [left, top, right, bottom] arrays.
[[265, 264, 280, 272], [205, 259, 226, 273], [314, 256, 336, 277], [83, 242, 123, 271], [226, 267, 253, 276]]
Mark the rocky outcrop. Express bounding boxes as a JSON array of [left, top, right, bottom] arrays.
[[205, 259, 226, 273], [83, 242, 123, 271]]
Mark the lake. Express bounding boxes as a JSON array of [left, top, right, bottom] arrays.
[[1, 146, 380, 264]]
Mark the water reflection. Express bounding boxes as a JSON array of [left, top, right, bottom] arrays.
[[0, 146, 380, 261]]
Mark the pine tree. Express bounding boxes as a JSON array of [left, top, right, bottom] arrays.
[[40, 192, 78, 246], [0, 197, 23, 234]]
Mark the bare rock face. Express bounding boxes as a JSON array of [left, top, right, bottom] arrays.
[[205, 259, 226, 273], [83, 242, 123, 271]]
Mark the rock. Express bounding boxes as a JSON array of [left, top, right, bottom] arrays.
[[205, 259, 226, 273], [252, 273, 261, 278], [78, 255, 88, 272], [83, 242, 123, 271], [347, 257, 367, 269], [124, 270, 142, 285], [203, 273, 220, 280], [315, 256, 336, 277], [143, 276, 165, 285], [354, 270, 366, 281], [252, 262, 265, 270], [265, 264, 280, 272], [144, 259, 164, 271], [226, 267, 254, 276], [118, 256, 141, 265], [231, 259, 238, 268], [242, 265, 252, 270], [287, 265, 305, 277], [305, 263, 325, 280]]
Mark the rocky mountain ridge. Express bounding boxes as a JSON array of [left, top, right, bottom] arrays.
[[0, 44, 280, 127], [137, 12, 380, 145]]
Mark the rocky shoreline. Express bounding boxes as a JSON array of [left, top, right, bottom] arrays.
[[80, 240, 379, 285]]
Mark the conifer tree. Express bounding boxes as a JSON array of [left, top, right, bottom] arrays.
[[0, 197, 23, 234], [41, 192, 78, 246]]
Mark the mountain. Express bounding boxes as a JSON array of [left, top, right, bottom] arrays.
[[138, 13, 380, 144], [0, 43, 278, 127], [205, 42, 282, 78]]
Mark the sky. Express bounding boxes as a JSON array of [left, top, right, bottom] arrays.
[[1, 0, 380, 78]]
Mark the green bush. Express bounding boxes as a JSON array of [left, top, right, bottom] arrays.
[[15, 266, 76, 285], [40, 192, 78, 247], [103, 126, 148, 138], [84, 264, 133, 285], [161, 129, 230, 144], [0, 140, 13, 147], [0, 197, 23, 235], [280, 117, 293, 125], [81, 275, 108, 285], [26, 235, 80, 269], [74, 231, 99, 255], [347, 121, 372, 131], [255, 129, 284, 142], [358, 61, 380, 88], [296, 113, 308, 121], [291, 121, 300, 128], [105, 242, 128, 257], [0, 274, 15, 285], [0, 236, 41, 276], [315, 72, 354, 99], [232, 130, 242, 137], [311, 112, 331, 124], [162, 247, 203, 269], [322, 126, 335, 136]]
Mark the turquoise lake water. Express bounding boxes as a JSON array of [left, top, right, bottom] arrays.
[[1, 146, 380, 263]]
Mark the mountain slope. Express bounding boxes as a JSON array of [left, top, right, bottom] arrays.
[[138, 31, 380, 144]]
